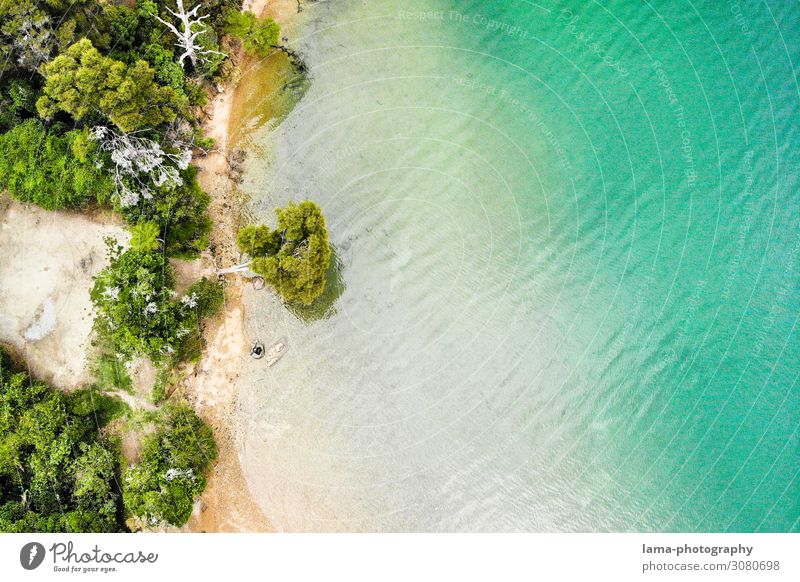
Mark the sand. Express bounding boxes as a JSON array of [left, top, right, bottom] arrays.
[[0, 197, 129, 389], [0, 0, 303, 533], [182, 0, 305, 533]]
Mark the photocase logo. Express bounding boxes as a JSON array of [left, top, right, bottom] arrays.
[[20, 542, 46, 570]]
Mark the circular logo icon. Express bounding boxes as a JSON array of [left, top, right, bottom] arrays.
[[20, 542, 46, 570]]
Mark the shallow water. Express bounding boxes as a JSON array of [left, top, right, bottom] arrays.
[[234, 0, 799, 531]]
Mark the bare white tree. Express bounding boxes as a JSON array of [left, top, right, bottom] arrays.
[[90, 127, 192, 207], [154, 0, 225, 70], [14, 8, 54, 71]]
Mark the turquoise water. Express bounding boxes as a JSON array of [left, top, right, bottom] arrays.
[[236, 0, 799, 531]]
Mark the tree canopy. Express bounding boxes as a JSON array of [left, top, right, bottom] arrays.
[[0, 349, 123, 532], [122, 405, 217, 527], [224, 10, 280, 57], [0, 119, 114, 209], [237, 201, 332, 305], [91, 244, 224, 362], [37, 39, 188, 132]]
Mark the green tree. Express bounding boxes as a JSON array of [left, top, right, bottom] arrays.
[[0, 351, 124, 533], [122, 405, 216, 527], [91, 245, 180, 361], [129, 222, 161, 252], [237, 201, 332, 305], [0, 79, 38, 132], [0, 119, 114, 209], [104, 4, 140, 51], [91, 244, 224, 362], [37, 39, 187, 132], [120, 166, 212, 258], [224, 11, 280, 57]]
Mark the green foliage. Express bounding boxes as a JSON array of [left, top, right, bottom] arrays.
[[0, 2, 55, 73], [0, 80, 38, 131], [0, 353, 124, 532], [91, 244, 224, 363], [104, 5, 140, 52], [0, 0, 242, 534], [186, 277, 226, 318], [194, 24, 227, 79], [0, 119, 114, 209], [238, 201, 332, 306], [130, 222, 161, 253], [94, 353, 133, 394], [122, 405, 216, 527], [237, 224, 282, 257], [37, 39, 187, 132], [225, 11, 281, 57], [91, 244, 178, 362], [141, 42, 186, 93], [151, 368, 173, 405], [173, 278, 225, 362], [123, 167, 211, 258]]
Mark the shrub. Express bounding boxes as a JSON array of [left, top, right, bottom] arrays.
[[129, 222, 161, 253], [0, 79, 37, 131], [224, 11, 280, 57], [122, 166, 211, 258], [95, 353, 133, 394], [122, 405, 216, 527], [0, 119, 114, 209], [91, 244, 224, 362], [91, 245, 181, 362]]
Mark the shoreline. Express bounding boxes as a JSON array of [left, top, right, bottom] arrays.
[[183, 0, 304, 533]]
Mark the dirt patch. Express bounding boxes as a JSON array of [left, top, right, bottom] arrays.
[[0, 197, 129, 389], [170, 256, 212, 295]]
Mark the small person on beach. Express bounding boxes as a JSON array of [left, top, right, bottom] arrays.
[[251, 341, 265, 359]]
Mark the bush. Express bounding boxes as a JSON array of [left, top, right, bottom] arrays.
[[0, 354, 124, 533], [122, 405, 216, 527], [225, 11, 280, 57], [91, 245, 181, 362], [0, 119, 115, 209], [129, 222, 161, 252], [94, 353, 133, 394], [173, 277, 225, 362], [238, 201, 332, 305], [91, 244, 224, 363], [0, 79, 37, 131], [122, 166, 211, 258]]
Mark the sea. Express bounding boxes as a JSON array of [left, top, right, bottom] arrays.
[[231, 0, 799, 532]]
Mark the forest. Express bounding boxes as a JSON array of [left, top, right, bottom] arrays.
[[0, 0, 279, 531]]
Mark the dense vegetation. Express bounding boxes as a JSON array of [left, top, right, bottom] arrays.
[[0, 348, 123, 532], [91, 243, 224, 363], [0, 0, 283, 533], [0, 1, 329, 533], [123, 405, 217, 526], [0, 348, 219, 532], [237, 201, 332, 305], [225, 10, 281, 57], [0, 119, 115, 209], [37, 38, 188, 132], [0, 0, 281, 257]]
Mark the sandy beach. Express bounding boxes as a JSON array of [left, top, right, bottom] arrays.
[[183, 0, 305, 533]]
